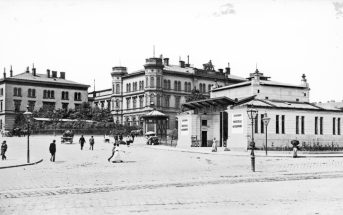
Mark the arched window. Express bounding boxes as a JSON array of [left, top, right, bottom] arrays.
[[146, 77, 149, 88], [178, 81, 181, 91]]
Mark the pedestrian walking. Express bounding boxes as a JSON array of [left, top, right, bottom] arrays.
[[113, 143, 124, 163], [108, 143, 116, 162], [212, 137, 217, 152], [79, 135, 86, 150], [89, 136, 95, 150], [119, 134, 123, 141], [131, 133, 135, 142], [1, 140, 8, 160], [49, 140, 56, 162]]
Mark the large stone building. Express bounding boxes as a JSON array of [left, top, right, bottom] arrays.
[[178, 69, 343, 149], [0, 66, 89, 131], [89, 55, 246, 130]]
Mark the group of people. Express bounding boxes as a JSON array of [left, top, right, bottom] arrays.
[[79, 135, 95, 150], [48, 134, 131, 163], [48, 135, 96, 162]]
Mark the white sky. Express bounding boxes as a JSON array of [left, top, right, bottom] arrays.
[[0, 0, 342, 102]]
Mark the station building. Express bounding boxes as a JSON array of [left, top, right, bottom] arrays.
[[89, 55, 246, 132], [178, 69, 343, 150], [0, 66, 89, 131]]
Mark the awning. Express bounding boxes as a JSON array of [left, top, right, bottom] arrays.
[[182, 96, 237, 110]]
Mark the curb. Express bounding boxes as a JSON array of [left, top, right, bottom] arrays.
[[0, 159, 43, 169], [144, 146, 343, 158]]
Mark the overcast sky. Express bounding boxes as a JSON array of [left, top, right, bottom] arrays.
[[0, 0, 342, 102]]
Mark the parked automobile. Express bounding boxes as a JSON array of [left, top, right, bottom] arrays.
[[145, 132, 159, 145]]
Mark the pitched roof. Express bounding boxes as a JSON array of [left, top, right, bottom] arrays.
[[142, 110, 168, 118], [2, 72, 89, 88], [237, 99, 343, 112]]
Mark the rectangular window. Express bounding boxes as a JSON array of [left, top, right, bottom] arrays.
[[320, 117, 323, 135], [0, 88, 3, 96], [139, 97, 143, 108], [28, 101, 35, 112], [0, 100, 2, 112], [281, 115, 285, 134], [338, 118, 341, 135], [301, 116, 305, 134], [260, 114, 264, 134], [62, 103, 68, 110], [175, 96, 180, 109], [333, 117, 336, 135], [202, 120, 207, 126], [133, 97, 137, 109], [254, 114, 258, 134], [276, 115, 279, 134], [14, 100, 21, 112], [296, 116, 299, 134], [315, 117, 318, 135]]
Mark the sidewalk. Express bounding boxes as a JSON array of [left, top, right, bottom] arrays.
[[145, 145, 343, 158]]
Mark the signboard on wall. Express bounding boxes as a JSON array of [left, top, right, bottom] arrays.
[[231, 113, 243, 134], [180, 119, 189, 135]]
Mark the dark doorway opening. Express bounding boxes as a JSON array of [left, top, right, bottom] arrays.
[[201, 131, 207, 147]]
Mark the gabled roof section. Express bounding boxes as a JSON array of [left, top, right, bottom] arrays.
[[142, 110, 168, 118]]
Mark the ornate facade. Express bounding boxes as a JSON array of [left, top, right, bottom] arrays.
[[90, 55, 246, 130]]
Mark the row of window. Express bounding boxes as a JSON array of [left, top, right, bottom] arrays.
[[122, 78, 213, 93], [11, 88, 82, 101], [123, 95, 181, 110], [11, 100, 80, 112], [254, 115, 341, 135]]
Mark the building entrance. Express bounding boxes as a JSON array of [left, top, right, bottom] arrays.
[[201, 131, 207, 147]]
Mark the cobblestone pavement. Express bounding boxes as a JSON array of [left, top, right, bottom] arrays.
[[1, 135, 343, 214]]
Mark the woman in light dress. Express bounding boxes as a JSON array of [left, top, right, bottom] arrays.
[[113, 143, 124, 163]]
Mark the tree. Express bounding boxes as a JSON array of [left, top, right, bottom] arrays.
[[185, 88, 208, 102]]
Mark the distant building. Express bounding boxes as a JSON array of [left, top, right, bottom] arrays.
[[89, 55, 246, 131], [178, 70, 343, 149], [89, 88, 112, 110], [0, 66, 89, 131]]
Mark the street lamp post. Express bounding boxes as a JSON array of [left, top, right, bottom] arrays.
[[262, 113, 271, 156], [247, 108, 258, 172], [23, 105, 32, 163]]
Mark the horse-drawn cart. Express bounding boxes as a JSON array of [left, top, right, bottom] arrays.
[[61, 130, 74, 144]]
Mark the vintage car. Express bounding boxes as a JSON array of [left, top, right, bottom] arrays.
[[145, 131, 159, 145]]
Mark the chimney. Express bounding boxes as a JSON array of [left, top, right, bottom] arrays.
[[32, 67, 36, 76], [185, 55, 190, 67], [52, 71, 57, 78], [10, 65, 13, 77], [26, 66, 30, 73], [60, 72, 65, 79], [47, 69, 50, 78], [218, 69, 223, 73], [163, 58, 169, 66], [225, 62, 231, 75], [3, 68, 6, 79], [179, 60, 185, 68]]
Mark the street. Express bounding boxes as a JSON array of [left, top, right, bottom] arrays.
[[1, 135, 343, 214]]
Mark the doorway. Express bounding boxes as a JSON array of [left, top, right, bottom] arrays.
[[201, 131, 207, 147]]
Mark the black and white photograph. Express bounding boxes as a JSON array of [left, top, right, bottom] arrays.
[[1, 0, 343, 214]]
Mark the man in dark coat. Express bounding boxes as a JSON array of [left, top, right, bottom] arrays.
[[49, 140, 56, 162], [1, 140, 8, 160], [79, 135, 86, 150]]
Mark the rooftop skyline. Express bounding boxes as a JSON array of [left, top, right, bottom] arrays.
[[1, 0, 342, 102]]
